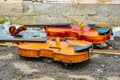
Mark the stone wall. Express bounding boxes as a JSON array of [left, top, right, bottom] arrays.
[[0, 0, 120, 26]]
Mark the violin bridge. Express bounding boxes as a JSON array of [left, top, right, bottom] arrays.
[[55, 37, 60, 48], [79, 21, 84, 29]]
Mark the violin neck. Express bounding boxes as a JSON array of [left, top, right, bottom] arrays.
[[0, 37, 47, 43]]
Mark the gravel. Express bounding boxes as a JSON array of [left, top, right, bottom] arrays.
[[0, 44, 120, 80]]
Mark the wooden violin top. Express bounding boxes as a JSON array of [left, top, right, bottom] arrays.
[[18, 40, 92, 55]]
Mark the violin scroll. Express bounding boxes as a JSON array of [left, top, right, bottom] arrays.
[[9, 26, 26, 36]]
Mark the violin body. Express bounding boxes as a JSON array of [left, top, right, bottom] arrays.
[[45, 24, 112, 44], [79, 31, 111, 44], [45, 26, 80, 39], [18, 40, 92, 63]]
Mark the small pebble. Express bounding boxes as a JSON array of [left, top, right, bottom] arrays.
[[97, 69, 103, 73], [114, 55, 118, 58], [101, 64, 105, 68], [43, 58, 53, 63]]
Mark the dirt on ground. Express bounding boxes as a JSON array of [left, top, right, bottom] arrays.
[[108, 37, 120, 50], [0, 37, 120, 80]]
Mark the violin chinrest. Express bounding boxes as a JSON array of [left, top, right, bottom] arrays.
[[97, 27, 110, 35], [74, 44, 92, 52], [88, 24, 95, 28], [88, 24, 110, 35]]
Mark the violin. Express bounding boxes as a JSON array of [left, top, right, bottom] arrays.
[[45, 23, 112, 44], [9, 23, 112, 44], [0, 37, 92, 64], [18, 38, 92, 63]]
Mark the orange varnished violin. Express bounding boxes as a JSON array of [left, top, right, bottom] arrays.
[[9, 23, 112, 45], [45, 23, 112, 44], [0, 37, 92, 68], [18, 38, 92, 63]]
